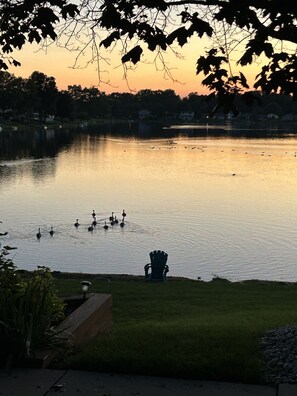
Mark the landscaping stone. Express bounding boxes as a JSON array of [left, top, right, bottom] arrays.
[[261, 325, 297, 384]]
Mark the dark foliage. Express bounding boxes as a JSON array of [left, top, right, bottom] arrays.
[[92, 0, 297, 114], [1, 69, 297, 121], [0, 0, 78, 70], [1, 1, 296, 116]]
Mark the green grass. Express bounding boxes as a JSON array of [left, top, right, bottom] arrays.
[[52, 275, 297, 384]]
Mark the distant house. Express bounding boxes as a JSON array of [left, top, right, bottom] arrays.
[[138, 109, 150, 120], [0, 108, 12, 115], [282, 113, 297, 121], [267, 113, 279, 119], [31, 112, 40, 121], [45, 115, 55, 123], [179, 111, 194, 122]]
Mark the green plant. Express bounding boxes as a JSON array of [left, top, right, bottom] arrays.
[[0, 250, 67, 368]]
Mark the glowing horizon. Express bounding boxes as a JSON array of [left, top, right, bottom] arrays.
[[12, 36, 259, 98], [13, 41, 206, 97]]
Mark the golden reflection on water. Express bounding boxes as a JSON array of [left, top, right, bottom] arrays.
[[54, 135, 297, 240], [1, 134, 297, 281]]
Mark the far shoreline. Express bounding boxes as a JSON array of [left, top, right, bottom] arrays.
[[18, 269, 297, 286]]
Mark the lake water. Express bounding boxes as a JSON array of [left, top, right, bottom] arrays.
[[1, 121, 297, 281]]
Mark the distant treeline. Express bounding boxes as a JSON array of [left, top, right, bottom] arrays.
[[0, 70, 297, 122]]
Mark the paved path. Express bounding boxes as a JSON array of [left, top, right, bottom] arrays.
[[0, 369, 279, 395]]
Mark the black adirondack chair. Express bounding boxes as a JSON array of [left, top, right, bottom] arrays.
[[144, 250, 169, 281]]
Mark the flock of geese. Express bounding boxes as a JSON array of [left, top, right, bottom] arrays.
[[36, 209, 127, 239]]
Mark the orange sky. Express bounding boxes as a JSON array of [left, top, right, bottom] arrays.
[[13, 36, 257, 98]]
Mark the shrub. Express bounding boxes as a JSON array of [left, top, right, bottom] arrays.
[[0, 249, 66, 368]]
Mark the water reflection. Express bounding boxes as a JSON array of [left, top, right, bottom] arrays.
[[0, 128, 74, 160], [1, 121, 297, 281]]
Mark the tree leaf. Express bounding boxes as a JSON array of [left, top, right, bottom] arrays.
[[166, 27, 189, 46], [239, 72, 249, 89], [121, 45, 143, 64], [61, 4, 78, 19], [28, 30, 42, 44], [100, 32, 120, 48]]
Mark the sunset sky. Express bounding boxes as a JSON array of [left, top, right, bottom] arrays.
[[13, 35, 257, 98]]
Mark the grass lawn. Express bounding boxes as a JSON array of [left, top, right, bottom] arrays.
[[53, 274, 297, 384]]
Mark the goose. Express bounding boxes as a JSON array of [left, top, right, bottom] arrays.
[[109, 212, 114, 221], [114, 216, 119, 224], [92, 217, 97, 226], [88, 224, 94, 232], [122, 209, 126, 217], [36, 228, 42, 239], [120, 218, 125, 227], [49, 226, 55, 236], [103, 221, 109, 230], [3, 245, 17, 250], [92, 210, 96, 218], [74, 219, 80, 227]]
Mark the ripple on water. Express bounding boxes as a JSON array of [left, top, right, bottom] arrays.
[[5, 209, 297, 281], [2, 134, 297, 281]]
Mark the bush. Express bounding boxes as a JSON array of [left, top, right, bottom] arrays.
[[0, 249, 66, 368]]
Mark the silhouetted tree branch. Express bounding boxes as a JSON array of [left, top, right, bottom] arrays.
[[1, 0, 296, 115], [54, 0, 295, 114], [0, 0, 78, 70]]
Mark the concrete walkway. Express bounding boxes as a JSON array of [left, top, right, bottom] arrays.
[[0, 369, 281, 396]]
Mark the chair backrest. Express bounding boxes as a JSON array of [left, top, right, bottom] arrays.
[[150, 250, 168, 265], [149, 250, 168, 277]]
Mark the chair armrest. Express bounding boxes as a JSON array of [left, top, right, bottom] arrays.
[[144, 263, 151, 278]]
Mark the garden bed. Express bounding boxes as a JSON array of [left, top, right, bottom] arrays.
[[26, 293, 112, 368]]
